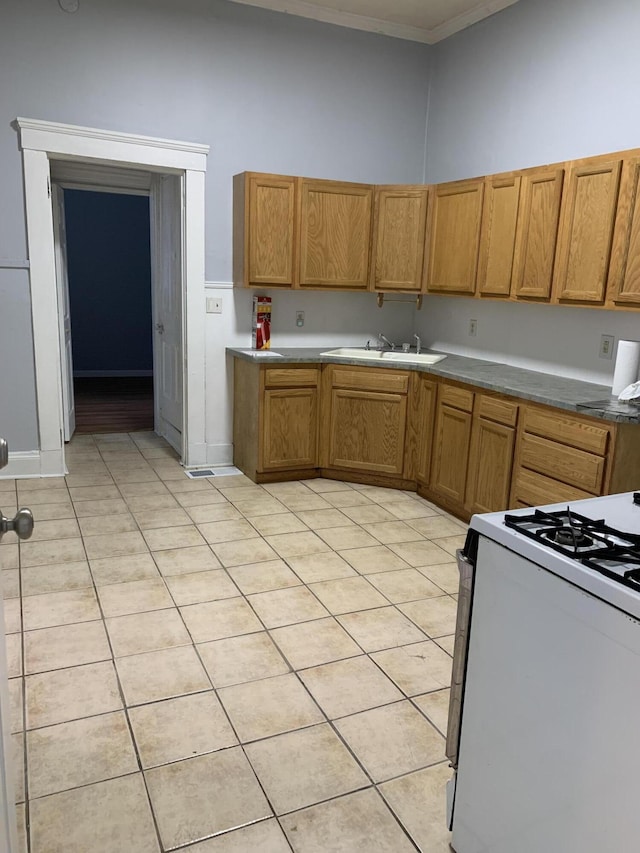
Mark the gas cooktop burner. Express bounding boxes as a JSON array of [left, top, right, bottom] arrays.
[[503, 507, 640, 592], [544, 526, 594, 549]]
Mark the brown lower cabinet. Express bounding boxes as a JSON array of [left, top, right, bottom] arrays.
[[262, 388, 318, 470], [431, 402, 473, 506], [321, 365, 409, 478], [232, 358, 640, 518], [233, 361, 320, 480]]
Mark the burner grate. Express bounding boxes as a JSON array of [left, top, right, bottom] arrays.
[[504, 507, 640, 592]]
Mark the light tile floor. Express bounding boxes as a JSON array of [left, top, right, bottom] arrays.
[[1, 431, 467, 853]]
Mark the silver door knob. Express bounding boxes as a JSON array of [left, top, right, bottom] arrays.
[[156, 323, 165, 334], [0, 508, 35, 541]]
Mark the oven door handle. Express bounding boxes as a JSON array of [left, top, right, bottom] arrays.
[[445, 535, 477, 769]]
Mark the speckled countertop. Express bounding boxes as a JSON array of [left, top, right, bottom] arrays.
[[227, 347, 640, 424]]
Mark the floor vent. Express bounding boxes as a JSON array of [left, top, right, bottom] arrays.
[[185, 466, 242, 479]]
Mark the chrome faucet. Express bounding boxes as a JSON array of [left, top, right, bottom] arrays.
[[378, 332, 396, 351], [414, 333, 422, 355]]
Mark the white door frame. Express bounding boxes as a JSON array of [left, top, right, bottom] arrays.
[[16, 117, 209, 473]]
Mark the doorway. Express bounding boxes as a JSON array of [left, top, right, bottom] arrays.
[[62, 188, 154, 435], [50, 160, 187, 458], [17, 117, 208, 476]]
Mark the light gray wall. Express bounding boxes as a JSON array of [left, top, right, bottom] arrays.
[[0, 0, 431, 455], [426, 0, 640, 181], [416, 0, 640, 385]]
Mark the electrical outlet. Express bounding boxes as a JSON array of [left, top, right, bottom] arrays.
[[296, 311, 305, 327], [599, 334, 614, 359], [206, 297, 222, 314], [469, 318, 478, 337]]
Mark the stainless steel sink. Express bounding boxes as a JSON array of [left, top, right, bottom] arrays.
[[320, 348, 447, 366]]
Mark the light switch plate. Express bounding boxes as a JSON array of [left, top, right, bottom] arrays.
[[206, 297, 222, 314]]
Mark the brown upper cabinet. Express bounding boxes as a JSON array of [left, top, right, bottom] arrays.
[[233, 151, 640, 310], [553, 154, 623, 304], [298, 179, 373, 290], [477, 173, 521, 297], [371, 185, 430, 292], [233, 172, 297, 288], [511, 166, 564, 300], [607, 155, 640, 307], [427, 178, 484, 294]]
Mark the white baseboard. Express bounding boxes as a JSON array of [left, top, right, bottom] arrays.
[[0, 449, 66, 479], [206, 443, 234, 467], [0, 444, 234, 478]]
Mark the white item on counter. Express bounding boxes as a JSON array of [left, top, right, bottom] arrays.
[[618, 380, 640, 401], [612, 339, 640, 396]]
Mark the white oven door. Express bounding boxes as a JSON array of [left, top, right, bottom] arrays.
[[452, 535, 640, 853]]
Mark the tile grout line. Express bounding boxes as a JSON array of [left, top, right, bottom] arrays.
[[14, 434, 463, 851], [94, 431, 178, 853]]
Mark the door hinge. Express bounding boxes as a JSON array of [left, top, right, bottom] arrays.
[[47, 176, 50, 198]]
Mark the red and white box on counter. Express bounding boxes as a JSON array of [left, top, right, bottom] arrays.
[[252, 295, 272, 350]]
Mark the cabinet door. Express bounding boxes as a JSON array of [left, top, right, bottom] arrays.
[[607, 156, 640, 307], [477, 174, 521, 297], [431, 402, 473, 505], [328, 389, 407, 475], [262, 388, 318, 470], [371, 186, 429, 292], [512, 167, 564, 300], [553, 157, 622, 303], [233, 173, 296, 287], [466, 417, 515, 514], [427, 178, 484, 294], [416, 376, 438, 484], [298, 180, 373, 289]]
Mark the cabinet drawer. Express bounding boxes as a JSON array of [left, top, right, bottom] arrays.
[[511, 467, 594, 506], [330, 367, 409, 394], [440, 385, 474, 412], [519, 433, 604, 493], [476, 395, 518, 426], [264, 367, 319, 388], [522, 407, 610, 454]]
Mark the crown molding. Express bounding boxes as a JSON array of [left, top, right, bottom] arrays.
[[227, 0, 518, 44], [429, 0, 519, 43]]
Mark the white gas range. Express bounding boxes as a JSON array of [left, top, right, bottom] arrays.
[[446, 491, 640, 853]]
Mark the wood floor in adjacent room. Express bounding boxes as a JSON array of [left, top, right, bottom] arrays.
[[73, 377, 154, 434]]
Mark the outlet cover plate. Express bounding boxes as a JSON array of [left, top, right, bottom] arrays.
[[600, 334, 614, 359]]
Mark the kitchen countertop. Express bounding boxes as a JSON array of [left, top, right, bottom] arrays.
[[226, 347, 640, 424]]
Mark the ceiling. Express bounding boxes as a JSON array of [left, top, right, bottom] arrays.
[[226, 0, 519, 44]]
